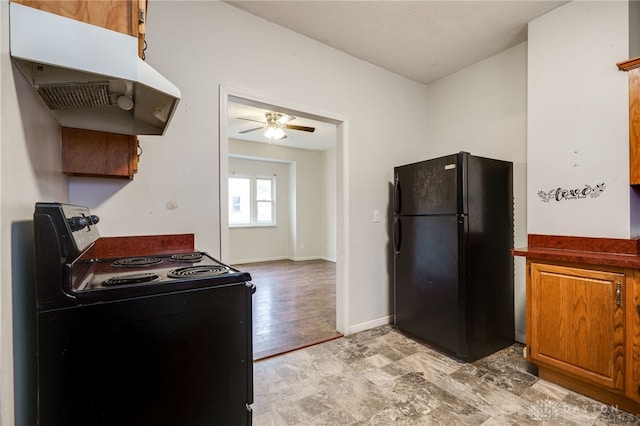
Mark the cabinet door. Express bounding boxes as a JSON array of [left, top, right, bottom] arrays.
[[629, 270, 640, 403], [61, 128, 138, 179], [630, 68, 640, 185], [529, 263, 625, 391]]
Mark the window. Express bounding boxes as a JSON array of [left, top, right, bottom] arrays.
[[228, 175, 276, 226], [228, 177, 250, 225], [255, 178, 273, 224]]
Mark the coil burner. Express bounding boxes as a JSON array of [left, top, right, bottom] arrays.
[[111, 257, 162, 267], [103, 272, 159, 286], [168, 265, 229, 279], [169, 253, 204, 263]]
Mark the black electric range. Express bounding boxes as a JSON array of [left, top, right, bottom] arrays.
[[33, 202, 254, 425]]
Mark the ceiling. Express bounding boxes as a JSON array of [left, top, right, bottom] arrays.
[[225, 0, 567, 150], [225, 0, 567, 85], [228, 98, 338, 151]]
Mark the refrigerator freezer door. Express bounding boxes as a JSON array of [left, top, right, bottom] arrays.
[[394, 153, 462, 216], [394, 215, 463, 356]]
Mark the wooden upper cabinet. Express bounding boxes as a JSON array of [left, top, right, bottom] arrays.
[[629, 68, 640, 185], [528, 262, 625, 391], [12, 0, 148, 178], [617, 58, 640, 184], [11, 0, 139, 37], [61, 128, 138, 179], [137, 0, 146, 58]]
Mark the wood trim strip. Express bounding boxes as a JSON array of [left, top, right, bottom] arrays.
[[512, 234, 640, 268], [527, 234, 640, 255], [511, 248, 640, 268], [617, 57, 640, 71]]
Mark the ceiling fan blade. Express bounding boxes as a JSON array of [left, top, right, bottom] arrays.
[[237, 117, 267, 125], [239, 126, 265, 134], [285, 124, 315, 133], [276, 114, 295, 124]]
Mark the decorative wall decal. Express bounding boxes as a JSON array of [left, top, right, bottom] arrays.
[[538, 183, 605, 202]]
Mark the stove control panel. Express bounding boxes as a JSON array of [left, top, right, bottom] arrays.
[[68, 214, 99, 232], [60, 204, 100, 254], [35, 202, 100, 259]]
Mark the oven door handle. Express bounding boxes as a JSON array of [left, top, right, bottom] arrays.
[[245, 281, 255, 407]]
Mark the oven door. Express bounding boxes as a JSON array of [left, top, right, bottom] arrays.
[[37, 282, 253, 426]]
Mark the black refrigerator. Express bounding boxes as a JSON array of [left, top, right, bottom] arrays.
[[392, 151, 514, 362]]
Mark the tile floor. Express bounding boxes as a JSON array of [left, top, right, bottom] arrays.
[[253, 325, 640, 425]]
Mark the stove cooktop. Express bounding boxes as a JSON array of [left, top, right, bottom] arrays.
[[72, 252, 251, 294]]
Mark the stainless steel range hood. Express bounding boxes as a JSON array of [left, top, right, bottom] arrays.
[[9, 3, 181, 136]]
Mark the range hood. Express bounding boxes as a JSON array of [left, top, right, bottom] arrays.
[[9, 3, 181, 136]]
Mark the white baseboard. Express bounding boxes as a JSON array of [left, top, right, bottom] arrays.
[[229, 256, 289, 265], [289, 255, 323, 262], [346, 315, 393, 335], [346, 317, 526, 347], [231, 256, 336, 264], [289, 255, 336, 262]]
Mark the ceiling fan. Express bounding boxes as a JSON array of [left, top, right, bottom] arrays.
[[237, 112, 315, 140]]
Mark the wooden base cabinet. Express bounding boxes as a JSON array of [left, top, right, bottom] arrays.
[[526, 260, 640, 413]]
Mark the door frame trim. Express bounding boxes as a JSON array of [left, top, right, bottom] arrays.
[[219, 85, 350, 335]]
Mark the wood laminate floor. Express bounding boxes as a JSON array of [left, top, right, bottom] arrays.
[[235, 259, 342, 360]]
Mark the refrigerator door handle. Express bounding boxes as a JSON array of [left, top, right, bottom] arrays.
[[393, 217, 401, 255], [393, 176, 401, 214]]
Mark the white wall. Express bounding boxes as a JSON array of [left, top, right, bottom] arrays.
[[228, 156, 292, 263], [1, 1, 70, 424], [425, 43, 529, 342], [323, 146, 337, 261], [229, 139, 336, 264], [69, 1, 431, 331], [528, 0, 630, 238]]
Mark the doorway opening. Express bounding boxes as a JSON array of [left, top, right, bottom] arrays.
[[240, 259, 341, 359], [219, 86, 349, 359]]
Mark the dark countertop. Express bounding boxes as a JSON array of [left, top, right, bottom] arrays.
[[511, 234, 640, 268]]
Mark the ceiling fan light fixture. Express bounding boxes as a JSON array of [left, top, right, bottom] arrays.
[[236, 110, 313, 140], [264, 126, 286, 140]]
